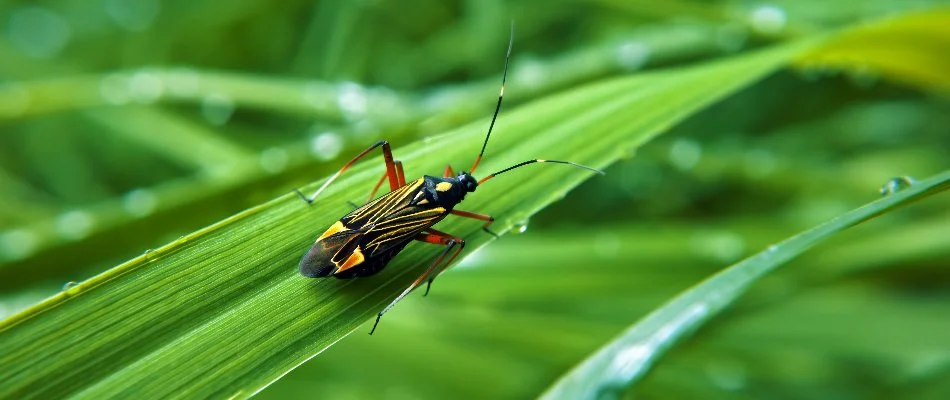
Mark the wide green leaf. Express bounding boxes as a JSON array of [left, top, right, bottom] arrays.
[[0, 40, 815, 398]]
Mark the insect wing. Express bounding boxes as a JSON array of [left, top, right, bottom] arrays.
[[299, 225, 363, 277]]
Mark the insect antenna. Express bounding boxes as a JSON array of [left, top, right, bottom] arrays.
[[469, 23, 514, 175], [477, 159, 604, 185]]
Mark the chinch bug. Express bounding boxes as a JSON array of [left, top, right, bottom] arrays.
[[294, 28, 603, 334]]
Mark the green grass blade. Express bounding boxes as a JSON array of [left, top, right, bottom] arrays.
[[0, 40, 814, 399], [540, 170, 950, 400]]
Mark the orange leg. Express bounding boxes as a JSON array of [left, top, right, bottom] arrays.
[[369, 230, 464, 335], [295, 140, 401, 204], [365, 160, 405, 202], [417, 228, 466, 295], [443, 164, 455, 178], [450, 209, 498, 237]]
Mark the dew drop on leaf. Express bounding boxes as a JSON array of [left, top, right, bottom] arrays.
[[880, 176, 915, 196]]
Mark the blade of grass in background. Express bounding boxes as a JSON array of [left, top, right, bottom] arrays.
[[794, 8, 950, 92], [541, 169, 950, 399], [0, 40, 815, 399]]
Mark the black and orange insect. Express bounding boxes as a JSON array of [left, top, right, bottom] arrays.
[[294, 31, 603, 334]]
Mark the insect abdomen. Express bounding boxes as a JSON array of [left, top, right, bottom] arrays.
[[299, 221, 362, 278], [332, 242, 410, 279], [298, 241, 337, 278]]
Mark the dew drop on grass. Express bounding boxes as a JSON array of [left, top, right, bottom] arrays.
[[749, 5, 787, 35], [336, 82, 367, 120], [201, 93, 235, 126], [691, 230, 746, 263], [62, 281, 81, 296], [309, 131, 344, 161], [511, 218, 530, 234], [165, 68, 200, 98], [880, 176, 916, 196], [8, 6, 71, 59], [259, 147, 289, 173], [55, 210, 95, 241], [104, 0, 159, 32], [616, 41, 650, 71], [669, 139, 702, 171], [129, 69, 164, 103], [0, 229, 38, 261], [123, 188, 158, 217], [100, 73, 132, 105]]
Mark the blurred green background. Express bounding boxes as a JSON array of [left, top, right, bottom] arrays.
[[2, 0, 950, 398]]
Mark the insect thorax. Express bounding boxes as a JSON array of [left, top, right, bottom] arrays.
[[412, 175, 472, 209]]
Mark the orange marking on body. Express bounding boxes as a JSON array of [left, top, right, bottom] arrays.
[[336, 246, 365, 273], [317, 221, 346, 241]]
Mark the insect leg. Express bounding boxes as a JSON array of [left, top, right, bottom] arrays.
[[369, 237, 459, 335], [418, 229, 466, 296], [443, 164, 455, 178], [294, 140, 400, 204], [450, 209, 498, 237], [364, 160, 406, 202]]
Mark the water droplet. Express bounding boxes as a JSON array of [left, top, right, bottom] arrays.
[[303, 81, 334, 109], [100, 73, 132, 105], [880, 176, 915, 196], [0, 83, 31, 118], [165, 68, 200, 98], [309, 131, 344, 161], [201, 93, 235, 126], [104, 0, 160, 32], [669, 139, 702, 171], [352, 119, 379, 139], [513, 57, 545, 89], [55, 210, 95, 241], [8, 6, 72, 59], [691, 231, 746, 263], [0, 229, 38, 261], [616, 41, 651, 71], [336, 82, 367, 120], [123, 188, 158, 217], [62, 281, 82, 296], [259, 147, 289, 173], [511, 219, 530, 234], [749, 5, 787, 35], [129, 70, 164, 103]]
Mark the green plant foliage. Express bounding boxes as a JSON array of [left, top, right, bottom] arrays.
[[1, 1, 949, 399], [0, 38, 814, 399], [542, 170, 950, 399]]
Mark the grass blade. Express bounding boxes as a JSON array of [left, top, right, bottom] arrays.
[[0, 40, 814, 399], [540, 170, 950, 399]]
